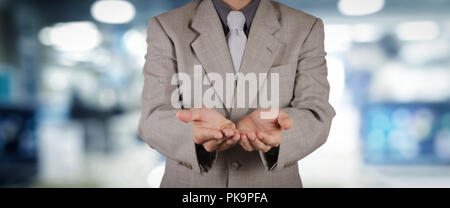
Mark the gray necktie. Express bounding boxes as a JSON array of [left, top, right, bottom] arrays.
[[227, 11, 247, 74]]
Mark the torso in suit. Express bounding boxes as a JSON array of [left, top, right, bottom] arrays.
[[138, 0, 336, 188]]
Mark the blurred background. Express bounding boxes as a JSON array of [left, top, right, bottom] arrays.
[[0, 0, 449, 188]]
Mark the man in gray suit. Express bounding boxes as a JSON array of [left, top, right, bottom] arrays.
[[138, 0, 335, 188]]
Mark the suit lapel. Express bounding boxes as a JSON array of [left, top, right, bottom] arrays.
[[229, 0, 283, 114], [190, 0, 235, 114], [239, 0, 282, 75]]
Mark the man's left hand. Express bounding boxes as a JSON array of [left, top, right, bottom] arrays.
[[237, 109, 293, 152]]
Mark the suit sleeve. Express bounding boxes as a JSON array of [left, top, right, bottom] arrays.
[[138, 17, 207, 174], [270, 18, 336, 171]]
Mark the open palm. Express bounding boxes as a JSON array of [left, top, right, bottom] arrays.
[[177, 107, 240, 152], [237, 109, 292, 152]]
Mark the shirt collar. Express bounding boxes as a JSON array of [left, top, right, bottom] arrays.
[[212, 0, 260, 30]]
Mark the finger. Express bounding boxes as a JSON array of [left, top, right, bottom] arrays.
[[220, 129, 239, 146], [249, 136, 271, 152], [194, 127, 223, 144], [217, 130, 240, 151], [240, 135, 254, 152], [176, 108, 205, 123], [218, 136, 240, 151], [232, 130, 240, 142], [247, 132, 257, 142], [257, 131, 279, 147], [246, 133, 256, 150], [277, 111, 293, 130], [203, 139, 221, 152], [190, 108, 203, 121], [222, 128, 235, 138], [176, 110, 192, 123], [225, 130, 240, 145], [225, 133, 238, 145]]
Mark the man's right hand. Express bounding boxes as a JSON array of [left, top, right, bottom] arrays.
[[176, 107, 240, 152]]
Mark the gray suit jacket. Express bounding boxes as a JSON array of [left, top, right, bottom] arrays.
[[138, 0, 335, 188]]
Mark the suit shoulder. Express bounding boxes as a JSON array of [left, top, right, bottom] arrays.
[[270, 1, 319, 25], [149, 0, 200, 27]]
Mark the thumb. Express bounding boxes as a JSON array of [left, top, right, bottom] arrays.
[[176, 110, 193, 123], [277, 111, 293, 130], [177, 108, 203, 123]]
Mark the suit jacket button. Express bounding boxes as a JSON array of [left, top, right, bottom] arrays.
[[232, 162, 241, 170]]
